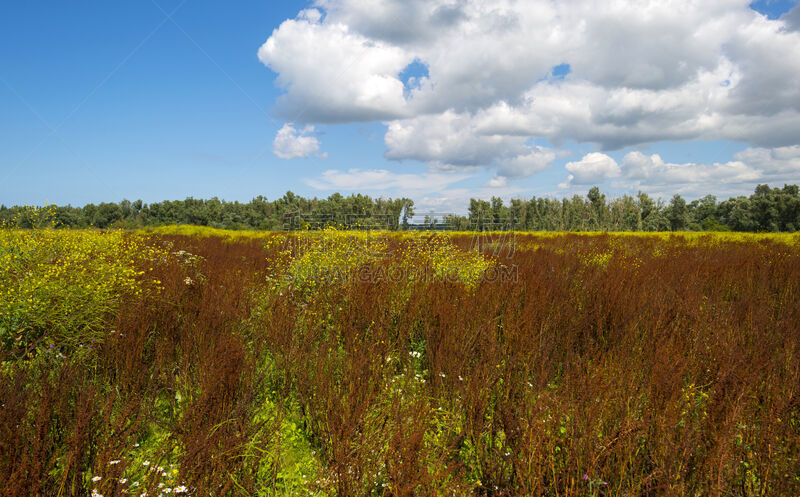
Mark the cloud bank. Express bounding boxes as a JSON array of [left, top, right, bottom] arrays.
[[559, 145, 800, 193], [261, 0, 800, 189]]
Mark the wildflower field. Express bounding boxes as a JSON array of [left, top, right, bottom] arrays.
[[1, 218, 799, 496]]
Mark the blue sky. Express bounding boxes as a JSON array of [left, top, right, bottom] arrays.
[[2, 1, 800, 212]]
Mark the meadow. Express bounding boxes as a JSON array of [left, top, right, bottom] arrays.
[[1, 215, 799, 496]]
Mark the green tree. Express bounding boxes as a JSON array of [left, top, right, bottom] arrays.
[[665, 194, 689, 231]]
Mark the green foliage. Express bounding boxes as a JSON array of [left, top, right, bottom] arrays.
[[401, 234, 495, 289], [1, 193, 416, 231], [287, 228, 388, 292], [3, 183, 800, 233], [469, 184, 800, 232], [0, 209, 167, 354], [246, 366, 327, 497]]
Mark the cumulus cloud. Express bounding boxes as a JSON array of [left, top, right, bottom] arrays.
[[260, 0, 800, 187], [384, 111, 557, 178], [558, 147, 794, 193], [486, 176, 508, 188], [497, 147, 557, 178], [619, 151, 761, 186], [561, 153, 621, 187], [733, 145, 800, 177], [258, 11, 412, 123], [272, 124, 322, 159], [306, 168, 469, 191]]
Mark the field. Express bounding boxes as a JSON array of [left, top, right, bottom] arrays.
[[1, 221, 799, 496]]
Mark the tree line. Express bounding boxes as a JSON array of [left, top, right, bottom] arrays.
[[2, 184, 800, 232], [0, 192, 414, 231], [458, 184, 800, 232]]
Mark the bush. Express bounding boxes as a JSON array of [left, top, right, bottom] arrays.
[[0, 208, 168, 355]]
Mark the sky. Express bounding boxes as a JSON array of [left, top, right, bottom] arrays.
[[2, 0, 800, 213]]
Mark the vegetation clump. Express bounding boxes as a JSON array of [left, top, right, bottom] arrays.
[[0, 207, 167, 355]]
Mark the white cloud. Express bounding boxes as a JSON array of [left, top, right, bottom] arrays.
[[258, 13, 412, 123], [486, 175, 508, 188], [497, 147, 557, 178], [384, 111, 557, 178], [298, 8, 323, 23], [562, 153, 621, 186], [306, 168, 468, 191], [260, 0, 800, 187], [272, 124, 321, 159], [558, 148, 786, 194], [733, 145, 800, 177], [619, 151, 761, 186]]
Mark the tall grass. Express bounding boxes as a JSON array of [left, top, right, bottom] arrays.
[[1, 228, 798, 496]]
